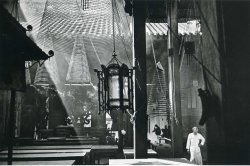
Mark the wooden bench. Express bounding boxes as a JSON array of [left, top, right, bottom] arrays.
[[0, 149, 90, 154], [0, 160, 76, 165], [12, 145, 92, 150], [123, 149, 158, 159], [31, 137, 99, 145], [90, 145, 118, 165], [0, 145, 92, 164], [0, 152, 86, 161]]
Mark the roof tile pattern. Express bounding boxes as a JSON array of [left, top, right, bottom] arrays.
[[20, 0, 131, 86], [20, 0, 47, 40], [146, 21, 200, 36], [37, 0, 119, 37], [19, 0, 199, 87]]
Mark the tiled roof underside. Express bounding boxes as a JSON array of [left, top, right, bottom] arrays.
[[20, 0, 132, 86], [21, 0, 121, 37], [20, 0, 198, 86], [146, 21, 200, 36]]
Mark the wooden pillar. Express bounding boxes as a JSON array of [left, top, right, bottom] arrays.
[[167, 0, 183, 157], [217, 1, 250, 164], [126, 113, 133, 147], [8, 90, 16, 165], [133, 0, 148, 159]]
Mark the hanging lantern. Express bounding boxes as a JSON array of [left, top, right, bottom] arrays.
[[94, 0, 134, 115], [94, 53, 134, 114]]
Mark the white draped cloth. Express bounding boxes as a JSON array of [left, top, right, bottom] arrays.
[[186, 133, 205, 165]]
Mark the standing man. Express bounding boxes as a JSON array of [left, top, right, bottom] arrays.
[[186, 126, 205, 165]]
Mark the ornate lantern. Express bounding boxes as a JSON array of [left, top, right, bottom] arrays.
[[94, 0, 134, 115], [94, 53, 134, 114]]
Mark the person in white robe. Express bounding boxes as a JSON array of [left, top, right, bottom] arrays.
[[186, 126, 205, 165]]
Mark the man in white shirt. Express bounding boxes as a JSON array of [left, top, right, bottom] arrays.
[[186, 126, 205, 165]]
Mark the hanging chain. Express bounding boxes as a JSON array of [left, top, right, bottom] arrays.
[[112, 0, 116, 53]]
